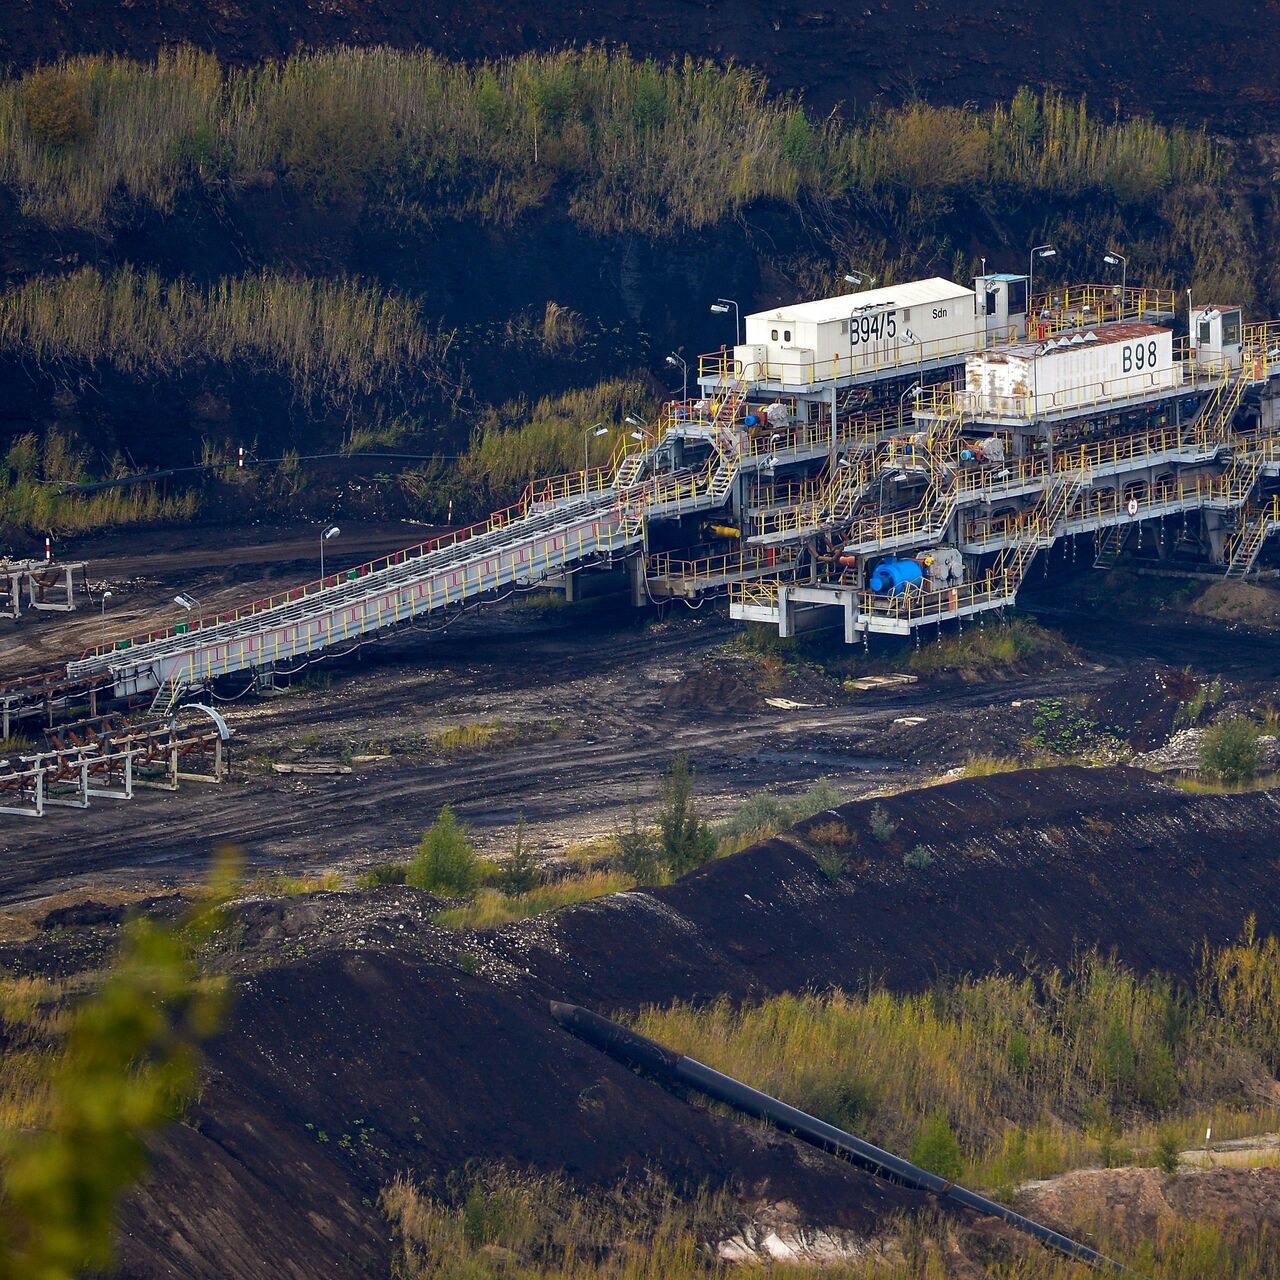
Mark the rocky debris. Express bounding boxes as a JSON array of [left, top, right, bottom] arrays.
[[1132, 728, 1280, 773], [1018, 1164, 1280, 1241], [216, 886, 456, 969]]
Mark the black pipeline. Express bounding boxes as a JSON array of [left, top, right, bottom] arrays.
[[549, 1001, 1135, 1276]]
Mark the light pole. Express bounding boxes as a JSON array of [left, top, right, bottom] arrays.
[[844, 269, 876, 290], [1103, 250, 1127, 313], [665, 353, 688, 402], [320, 525, 340, 582], [898, 382, 922, 430], [100, 590, 112, 641], [582, 422, 609, 472], [625, 415, 654, 453], [1029, 243, 1056, 313], [710, 298, 742, 344], [174, 592, 201, 617]]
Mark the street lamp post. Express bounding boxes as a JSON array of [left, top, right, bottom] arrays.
[[898, 383, 922, 431], [100, 590, 112, 641], [844, 269, 876, 290], [582, 422, 609, 472], [710, 298, 742, 344], [665, 353, 688, 403], [174, 592, 201, 617], [1103, 250, 1127, 314], [320, 525, 341, 582], [1029, 244, 1056, 314]]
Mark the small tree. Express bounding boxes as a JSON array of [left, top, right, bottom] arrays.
[[868, 803, 897, 843], [909, 1111, 964, 1182], [408, 805, 478, 895], [1154, 1128, 1181, 1177], [1199, 716, 1261, 785], [657, 753, 716, 877], [496, 819, 537, 896], [614, 803, 660, 884]]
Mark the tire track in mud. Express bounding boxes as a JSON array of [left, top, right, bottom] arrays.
[[0, 666, 1101, 903]]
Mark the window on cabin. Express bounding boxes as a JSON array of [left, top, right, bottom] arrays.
[[1198, 319, 1212, 346], [1007, 280, 1028, 314], [1223, 311, 1241, 345], [784, 330, 792, 343], [771, 329, 779, 341]]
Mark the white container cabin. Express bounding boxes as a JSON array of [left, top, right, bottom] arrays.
[[961, 323, 1181, 421], [734, 278, 979, 389]]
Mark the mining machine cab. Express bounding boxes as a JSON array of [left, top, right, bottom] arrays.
[[974, 273, 1030, 342]]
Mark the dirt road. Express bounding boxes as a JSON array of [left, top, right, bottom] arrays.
[[1, 524, 1273, 906], [0, 591, 1113, 904]]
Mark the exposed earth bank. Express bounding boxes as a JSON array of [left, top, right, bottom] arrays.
[[4, 765, 1277, 1278]]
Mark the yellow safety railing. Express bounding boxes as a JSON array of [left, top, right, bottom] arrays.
[[728, 580, 782, 611], [1226, 495, 1280, 573], [648, 545, 800, 584], [854, 568, 1021, 625], [950, 364, 1198, 423], [1028, 284, 1178, 329], [1244, 321, 1280, 379]]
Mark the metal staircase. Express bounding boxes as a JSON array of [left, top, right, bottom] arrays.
[[994, 473, 1081, 587], [1092, 521, 1133, 570], [1225, 497, 1280, 578]]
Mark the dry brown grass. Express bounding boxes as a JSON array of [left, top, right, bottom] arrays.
[[0, 49, 1226, 239], [0, 265, 448, 404]]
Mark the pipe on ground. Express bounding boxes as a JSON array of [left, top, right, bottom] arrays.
[[549, 1001, 1136, 1276]]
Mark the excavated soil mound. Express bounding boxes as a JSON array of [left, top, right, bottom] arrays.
[[490, 766, 1280, 1008], [117, 945, 921, 1279], [1087, 664, 1197, 750], [1018, 1164, 1280, 1242], [659, 661, 765, 713], [7, 766, 1280, 1278]]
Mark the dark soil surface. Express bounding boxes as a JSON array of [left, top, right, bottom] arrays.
[[490, 765, 1280, 1008], [8, 520, 1280, 907], [5, 763, 1279, 1278], [4, 0, 1279, 135]]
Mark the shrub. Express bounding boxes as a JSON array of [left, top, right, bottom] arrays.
[[495, 820, 537, 896], [1174, 673, 1224, 728], [22, 70, 92, 147], [1199, 715, 1261, 784], [808, 820, 853, 882], [270, 87, 393, 207], [717, 779, 845, 845], [407, 805, 479, 895], [903, 845, 934, 870], [868, 803, 897, 843], [1154, 1127, 1182, 1176], [355, 862, 407, 889], [909, 1111, 964, 1181], [613, 805, 661, 884], [657, 753, 716, 877]]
